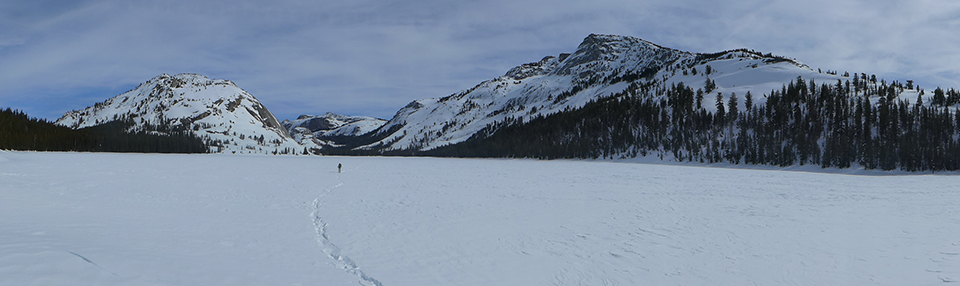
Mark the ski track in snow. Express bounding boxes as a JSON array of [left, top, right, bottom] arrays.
[[66, 250, 120, 277], [312, 172, 383, 286]]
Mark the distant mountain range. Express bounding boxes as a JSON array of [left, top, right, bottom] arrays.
[[43, 34, 960, 170], [282, 113, 386, 151]]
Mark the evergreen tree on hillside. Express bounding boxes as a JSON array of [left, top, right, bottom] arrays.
[[696, 89, 704, 109], [933, 87, 946, 106], [727, 92, 739, 123], [704, 78, 717, 93], [715, 92, 725, 125], [1, 108, 209, 153]]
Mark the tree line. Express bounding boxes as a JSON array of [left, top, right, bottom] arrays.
[[1, 108, 208, 153]]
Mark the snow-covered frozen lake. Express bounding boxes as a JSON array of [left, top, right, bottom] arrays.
[[2, 151, 958, 285]]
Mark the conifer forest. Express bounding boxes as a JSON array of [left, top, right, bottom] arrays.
[[430, 76, 960, 172]]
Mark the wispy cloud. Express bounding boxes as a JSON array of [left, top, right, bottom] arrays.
[[2, 0, 958, 120]]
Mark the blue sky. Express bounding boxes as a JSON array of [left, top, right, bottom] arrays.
[[2, 0, 959, 121]]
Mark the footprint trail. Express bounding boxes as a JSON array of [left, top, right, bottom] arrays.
[[311, 173, 383, 286]]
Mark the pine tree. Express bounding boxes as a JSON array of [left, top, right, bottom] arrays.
[[933, 87, 946, 106], [696, 89, 704, 109], [916, 91, 924, 109], [715, 92, 726, 125], [704, 77, 716, 93], [728, 92, 739, 123]]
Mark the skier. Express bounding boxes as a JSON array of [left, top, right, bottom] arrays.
[[338, 163, 342, 173]]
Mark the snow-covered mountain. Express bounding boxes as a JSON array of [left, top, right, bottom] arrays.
[[282, 113, 386, 150], [56, 73, 303, 155], [51, 34, 925, 158], [354, 34, 849, 152]]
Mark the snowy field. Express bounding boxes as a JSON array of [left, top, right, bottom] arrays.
[[2, 151, 959, 286]]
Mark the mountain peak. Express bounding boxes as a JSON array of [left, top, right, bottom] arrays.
[[503, 34, 679, 80], [143, 73, 239, 91], [581, 34, 642, 47], [552, 34, 686, 77], [149, 73, 210, 81], [577, 34, 668, 55]]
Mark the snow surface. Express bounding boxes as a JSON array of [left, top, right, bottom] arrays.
[[2, 150, 960, 285]]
